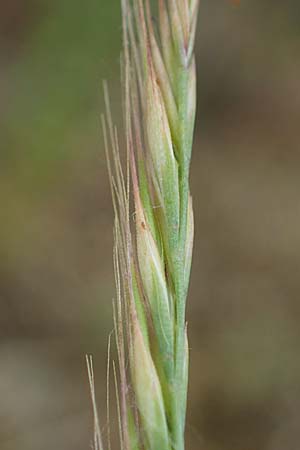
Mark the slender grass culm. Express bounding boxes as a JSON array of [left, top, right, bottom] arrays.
[[92, 1, 199, 449]]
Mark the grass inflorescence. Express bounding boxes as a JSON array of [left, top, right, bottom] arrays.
[[97, 1, 199, 449]]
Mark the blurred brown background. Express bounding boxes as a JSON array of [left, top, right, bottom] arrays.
[[1, 1, 299, 449]]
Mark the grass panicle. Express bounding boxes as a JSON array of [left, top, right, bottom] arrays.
[[97, 1, 199, 449]]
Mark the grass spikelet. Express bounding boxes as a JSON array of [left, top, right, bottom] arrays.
[[97, 1, 199, 449]]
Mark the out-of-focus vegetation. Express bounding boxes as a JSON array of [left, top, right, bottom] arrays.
[[1, 1, 299, 450]]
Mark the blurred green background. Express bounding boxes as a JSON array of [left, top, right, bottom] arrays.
[[1, 1, 300, 449]]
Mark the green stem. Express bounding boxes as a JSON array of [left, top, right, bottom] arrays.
[[170, 64, 192, 450]]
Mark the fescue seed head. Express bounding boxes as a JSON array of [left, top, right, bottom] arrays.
[[100, 1, 199, 449]]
